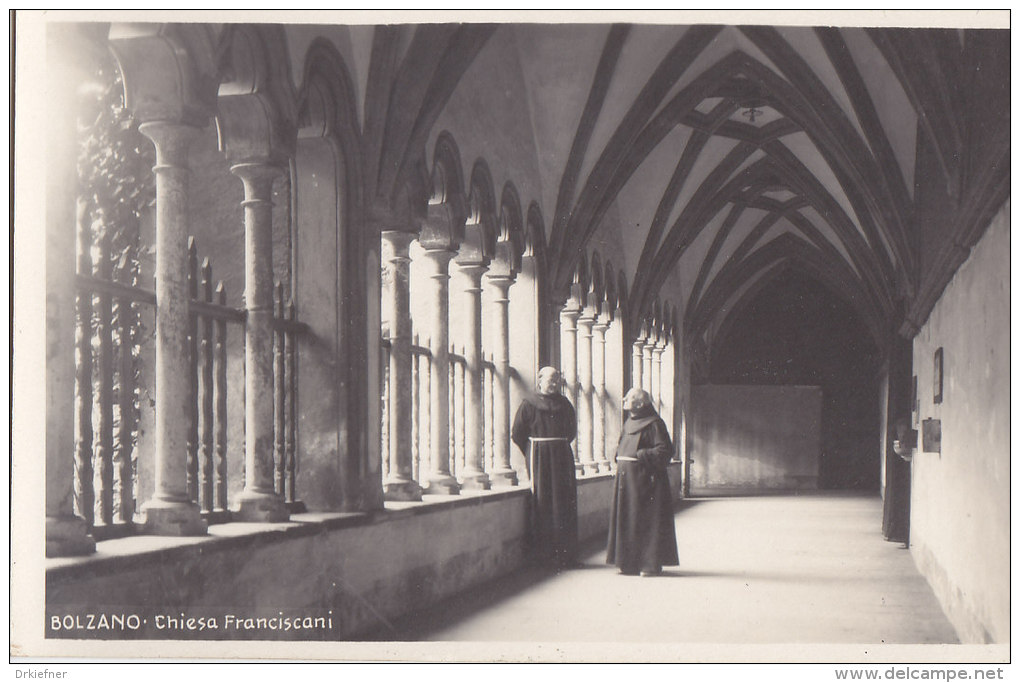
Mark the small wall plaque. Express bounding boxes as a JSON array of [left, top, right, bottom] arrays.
[[922, 418, 941, 453]]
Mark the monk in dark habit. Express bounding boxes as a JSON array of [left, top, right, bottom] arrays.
[[512, 366, 578, 569], [606, 387, 679, 576]]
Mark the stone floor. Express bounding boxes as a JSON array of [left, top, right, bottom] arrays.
[[389, 492, 959, 646]]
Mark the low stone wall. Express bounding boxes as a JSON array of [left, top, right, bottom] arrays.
[[46, 463, 684, 641]]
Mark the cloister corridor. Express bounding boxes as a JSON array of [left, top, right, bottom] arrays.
[[16, 14, 1009, 665], [384, 493, 958, 648]]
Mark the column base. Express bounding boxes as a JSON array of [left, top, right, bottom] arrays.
[[138, 498, 208, 536], [574, 462, 584, 477], [460, 471, 492, 490], [596, 459, 613, 474], [46, 516, 96, 557], [235, 490, 290, 523], [425, 474, 461, 495], [384, 477, 423, 501], [489, 469, 518, 487], [582, 463, 601, 477]]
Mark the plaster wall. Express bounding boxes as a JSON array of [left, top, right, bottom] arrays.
[[908, 201, 1009, 644], [689, 385, 822, 494]]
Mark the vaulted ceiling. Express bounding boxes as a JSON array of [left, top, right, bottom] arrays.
[[131, 15, 1006, 356], [437, 22, 1006, 350]]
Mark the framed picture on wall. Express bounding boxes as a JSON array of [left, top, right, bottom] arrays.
[[933, 347, 944, 404]]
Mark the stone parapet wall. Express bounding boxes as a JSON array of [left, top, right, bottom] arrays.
[[46, 463, 684, 640]]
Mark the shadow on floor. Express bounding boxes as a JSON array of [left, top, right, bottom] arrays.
[[362, 533, 615, 641], [363, 497, 707, 641]]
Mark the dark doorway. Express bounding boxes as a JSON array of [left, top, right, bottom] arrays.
[[707, 269, 881, 490]]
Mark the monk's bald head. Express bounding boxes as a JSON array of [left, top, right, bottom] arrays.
[[623, 387, 652, 411], [537, 367, 562, 395]]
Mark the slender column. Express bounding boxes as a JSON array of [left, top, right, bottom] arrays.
[[605, 308, 627, 474], [382, 231, 423, 500], [423, 249, 460, 494], [136, 122, 207, 535], [559, 303, 581, 471], [651, 342, 664, 412], [231, 162, 289, 521], [273, 285, 286, 496], [458, 264, 491, 489], [631, 338, 644, 391], [46, 27, 96, 554], [576, 308, 596, 476], [592, 315, 610, 473], [487, 275, 518, 487], [452, 345, 466, 476], [199, 263, 215, 512], [642, 336, 655, 395], [214, 283, 228, 511], [660, 339, 674, 441]]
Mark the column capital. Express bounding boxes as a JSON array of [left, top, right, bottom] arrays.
[[559, 307, 581, 325], [458, 261, 489, 287], [422, 246, 458, 264], [381, 229, 419, 251], [230, 160, 286, 183], [138, 121, 202, 168], [578, 304, 598, 327], [486, 272, 515, 301], [577, 315, 595, 340], [486, 271, 516, 286]]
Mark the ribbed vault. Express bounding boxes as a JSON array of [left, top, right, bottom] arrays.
[[105, 18, 1006, 359], [266, 19, 1006, 357], [490, 23, 1010, 355]]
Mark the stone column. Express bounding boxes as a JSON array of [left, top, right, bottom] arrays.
[[632, 338, 644, 391], [660, 338, 675, 440], [642, 335, 655, 395], [592, 314, 611, 474], [487, 274, 519, 487], [382, 231, 423, 501], [459, 264, 491, 489], [576, 308, 596, 476], [136, 122, 208, 535], [422, 248, 460, 494], [45, 25, 96, 555], [651, 341, 664, 413], [604, 309, 627, 473], [559, 302, 581, 471], [231, 162, 290, 521]]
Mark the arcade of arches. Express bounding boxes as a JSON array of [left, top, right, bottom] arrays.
[[33, 16, 1008, 648]]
